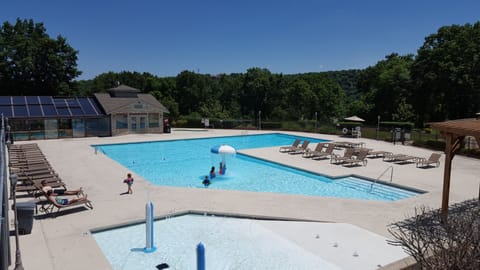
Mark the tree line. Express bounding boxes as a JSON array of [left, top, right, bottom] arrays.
[[1, 18, 479, 127]]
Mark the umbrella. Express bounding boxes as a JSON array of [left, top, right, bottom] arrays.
[[210, 144, 236, 155], [211, 145, 236, 174], [344, 115, 365, 122]]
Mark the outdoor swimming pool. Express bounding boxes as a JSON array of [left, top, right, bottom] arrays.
[[95, 133, 420, 201], [92, 214, 408, 270]]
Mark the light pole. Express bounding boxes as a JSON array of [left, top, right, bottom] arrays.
[[314, 112, 318, 133], [258, 111, 262, 130], [376, 115, 381, 140]]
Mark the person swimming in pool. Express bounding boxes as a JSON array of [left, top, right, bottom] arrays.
[[209, 166, 216, 179], [219, 162, 226, 175], [202, 176, 211, 187]]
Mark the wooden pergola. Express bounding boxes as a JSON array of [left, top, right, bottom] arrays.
[[430, 118, 480, 219]]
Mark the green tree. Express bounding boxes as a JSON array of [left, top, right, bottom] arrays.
[[240, 68, 275, 117], [357, 53, 414, 122], [297, 73, 346, 122], [0, 18, 81, 95], [284, 79, 316, 120], [411, 22, 480, 125]]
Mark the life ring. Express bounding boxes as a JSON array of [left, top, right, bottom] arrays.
[[342, 128, 349, 134]]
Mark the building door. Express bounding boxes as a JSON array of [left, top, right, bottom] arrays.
[[130, 115, 146, 132]]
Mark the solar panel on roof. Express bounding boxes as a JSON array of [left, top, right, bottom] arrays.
[[12, 96, 26, 105], [0, 105, 12, 117], [3, 95, 106, 119], [42, 105, 57, 116], [66, 98, 80, 107], [56, 107, 71, 116], [78, 98, 98, 115], [39, 96, 53, 104], [53, 99, 67, 107], [13, 105, 28, 117], [26, 96, 41, 105], [70, 107, 84, 116], [0, 97, 12, 105], [28, 105, 43, 116]]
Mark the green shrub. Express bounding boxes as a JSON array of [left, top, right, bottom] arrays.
[[262, 121, 282, 129]]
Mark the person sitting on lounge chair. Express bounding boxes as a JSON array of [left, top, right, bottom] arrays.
[[46, 189, 88, 208], [40, 180, 83, 196]]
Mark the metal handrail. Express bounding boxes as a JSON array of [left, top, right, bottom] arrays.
[[370, 165, 394, 192]]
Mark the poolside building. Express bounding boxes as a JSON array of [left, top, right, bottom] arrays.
[[0, 84, 169, 140], [94, 84, 169, 136]]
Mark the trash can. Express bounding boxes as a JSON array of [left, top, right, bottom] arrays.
[[15, 202, 35, 235], [164, 124, 171, 133]]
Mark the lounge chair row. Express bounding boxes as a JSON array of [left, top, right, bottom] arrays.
[[383, 152, 441, 168], [8, 143, 93, 217], [280, 140, 369, 167], [279, 139, 441, 168]]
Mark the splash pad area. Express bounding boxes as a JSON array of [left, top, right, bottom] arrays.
[[92, 213, 407, 270]]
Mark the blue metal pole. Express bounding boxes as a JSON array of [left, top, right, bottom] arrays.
[[197, 242, 205, 270]]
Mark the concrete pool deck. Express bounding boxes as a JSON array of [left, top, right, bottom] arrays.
[[7, 129, 480, 269]]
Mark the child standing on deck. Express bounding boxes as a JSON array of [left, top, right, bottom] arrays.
[[123, 173, 134, 194]]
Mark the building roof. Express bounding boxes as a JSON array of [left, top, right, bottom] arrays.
[[94, 93, 169, 114], [430, 118, 480, 137], [108, 84, 141, 92], [0, 96, 105, 118]]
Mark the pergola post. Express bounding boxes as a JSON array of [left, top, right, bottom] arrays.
[[441, 133, 464, 220]]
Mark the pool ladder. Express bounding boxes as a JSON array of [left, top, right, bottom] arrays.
[[370, 165, 394, 192]]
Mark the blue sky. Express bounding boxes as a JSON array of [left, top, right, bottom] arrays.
[[2, 0, 479, 80]]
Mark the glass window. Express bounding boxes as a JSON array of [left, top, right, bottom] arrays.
[[29, 119, 45, 140], [10, 119, 29, 141], [72, 119, 85, 137], [130, 116, 137, 130], [44, 119, 58, 139], [116, 114, 128, 129], [85, 118, 110, 137], [149, 113, 159, 128], [58, 119, 72, 138], [139, 117, 146, 129]]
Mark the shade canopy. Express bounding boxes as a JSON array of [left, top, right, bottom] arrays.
[[210, 144, 236, 155], [344, 115, 365, 122]]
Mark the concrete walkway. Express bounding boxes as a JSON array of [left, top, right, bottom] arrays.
[[8, 129, 480, 269]]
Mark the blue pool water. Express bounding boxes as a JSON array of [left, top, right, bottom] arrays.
[[95, 133, 419, 201]]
